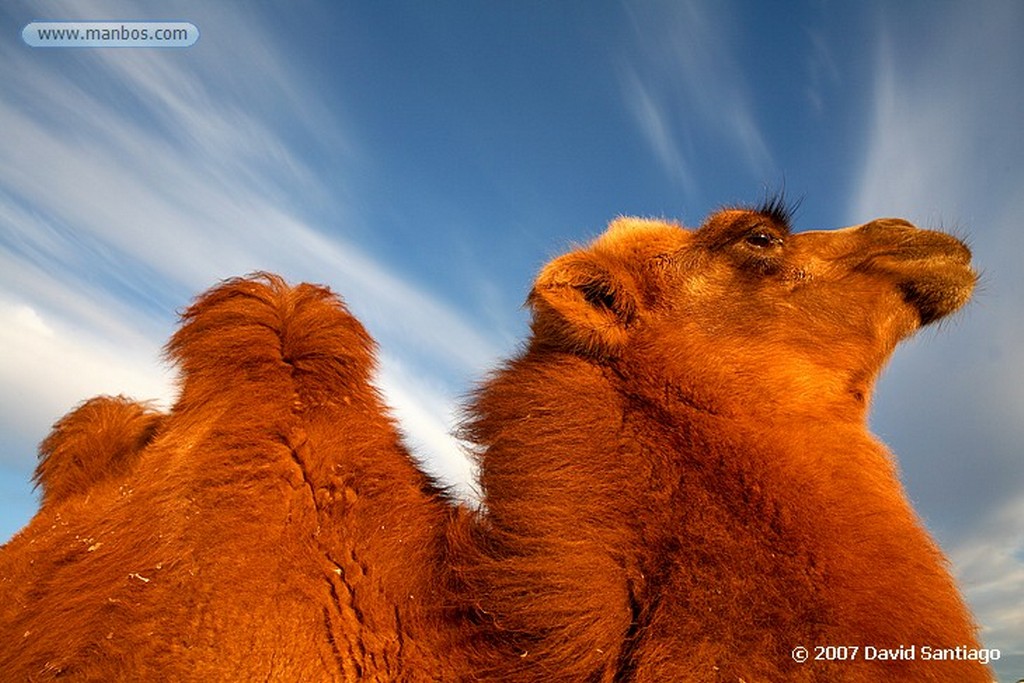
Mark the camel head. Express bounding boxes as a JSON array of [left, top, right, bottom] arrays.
[[528, 201, 976, 420]]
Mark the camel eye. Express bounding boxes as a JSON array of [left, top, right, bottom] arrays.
[[745, 231, 780, 249]]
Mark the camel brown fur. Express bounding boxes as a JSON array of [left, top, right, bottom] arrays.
[[1, 276, 468, 680], [0, 203, 989, 681], [458, 203, 985, 681], [34, 396, 163, 508]]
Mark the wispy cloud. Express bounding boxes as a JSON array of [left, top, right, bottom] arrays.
[[802, 28, 841, 115], [619, 70, 697, 198], [377, 352, 480, 502], [618, 1, 773, 197], [952, 496, 1024, 652], [0, 295, 175, 464]]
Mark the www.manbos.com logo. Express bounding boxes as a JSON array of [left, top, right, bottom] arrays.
[[23, 21, 199, 48]]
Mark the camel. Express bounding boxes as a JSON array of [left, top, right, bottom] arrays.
[[0, 200, 990, 681]]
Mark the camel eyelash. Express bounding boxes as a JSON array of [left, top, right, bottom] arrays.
[[754, 192, 801, 230]]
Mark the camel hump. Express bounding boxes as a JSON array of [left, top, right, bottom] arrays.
[[35, 395, 163, 507], [166, 273, 379, 410]]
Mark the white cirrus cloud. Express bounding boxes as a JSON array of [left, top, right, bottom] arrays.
[[0, 0, 498, 527], [618, 0, 773, 196]]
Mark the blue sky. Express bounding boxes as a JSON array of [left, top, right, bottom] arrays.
[[2, 1, 1022, 677]]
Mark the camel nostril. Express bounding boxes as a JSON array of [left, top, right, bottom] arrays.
[[861, 218, 918, 235], [880, 218, 916, 228]]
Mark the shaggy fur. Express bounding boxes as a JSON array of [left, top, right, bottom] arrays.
[[0, 207, 989, 681], [1, 276, 466, 680]]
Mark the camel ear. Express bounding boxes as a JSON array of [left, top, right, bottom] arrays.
[[528, 253, 638, 358]]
